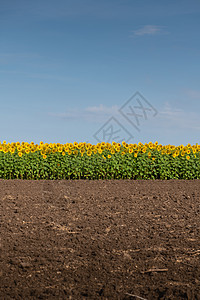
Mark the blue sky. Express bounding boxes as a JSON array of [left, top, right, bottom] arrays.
[[1, 0, 200, 145]]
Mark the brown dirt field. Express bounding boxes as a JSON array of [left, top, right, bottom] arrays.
[[0, 179, 200, 300]]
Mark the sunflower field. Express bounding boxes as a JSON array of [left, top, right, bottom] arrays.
[[0, 141, 200, 180]]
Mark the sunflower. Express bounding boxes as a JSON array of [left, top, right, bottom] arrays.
[[106, 144, 112, 150], [142, 147, 146, 153], [80, 148, 85, 154], [87, 150, 92, 156], [166, 149, 171, 155], [73, 150, 78, 155], [86, 144, 91, 150], [125, 143, 129, 149], [129, 149, 133, 154], [41, 150, 45, 155]]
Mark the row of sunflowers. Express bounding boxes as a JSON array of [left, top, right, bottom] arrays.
[[0, 141, 200, 180]]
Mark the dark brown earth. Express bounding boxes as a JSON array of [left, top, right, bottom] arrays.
[[0, 179, 200, 300]]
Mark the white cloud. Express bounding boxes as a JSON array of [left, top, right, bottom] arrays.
[[85, 104, 119, 114], [0, 70, 73, 82], [158, 102, 200, 130], [131, 25, 165, 36], [160, 102, 184, 117], [49, 104, 121, 123], [185, 89, 200, 99]]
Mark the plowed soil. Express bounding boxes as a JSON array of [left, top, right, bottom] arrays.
[[0, 179, 200, 300]]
